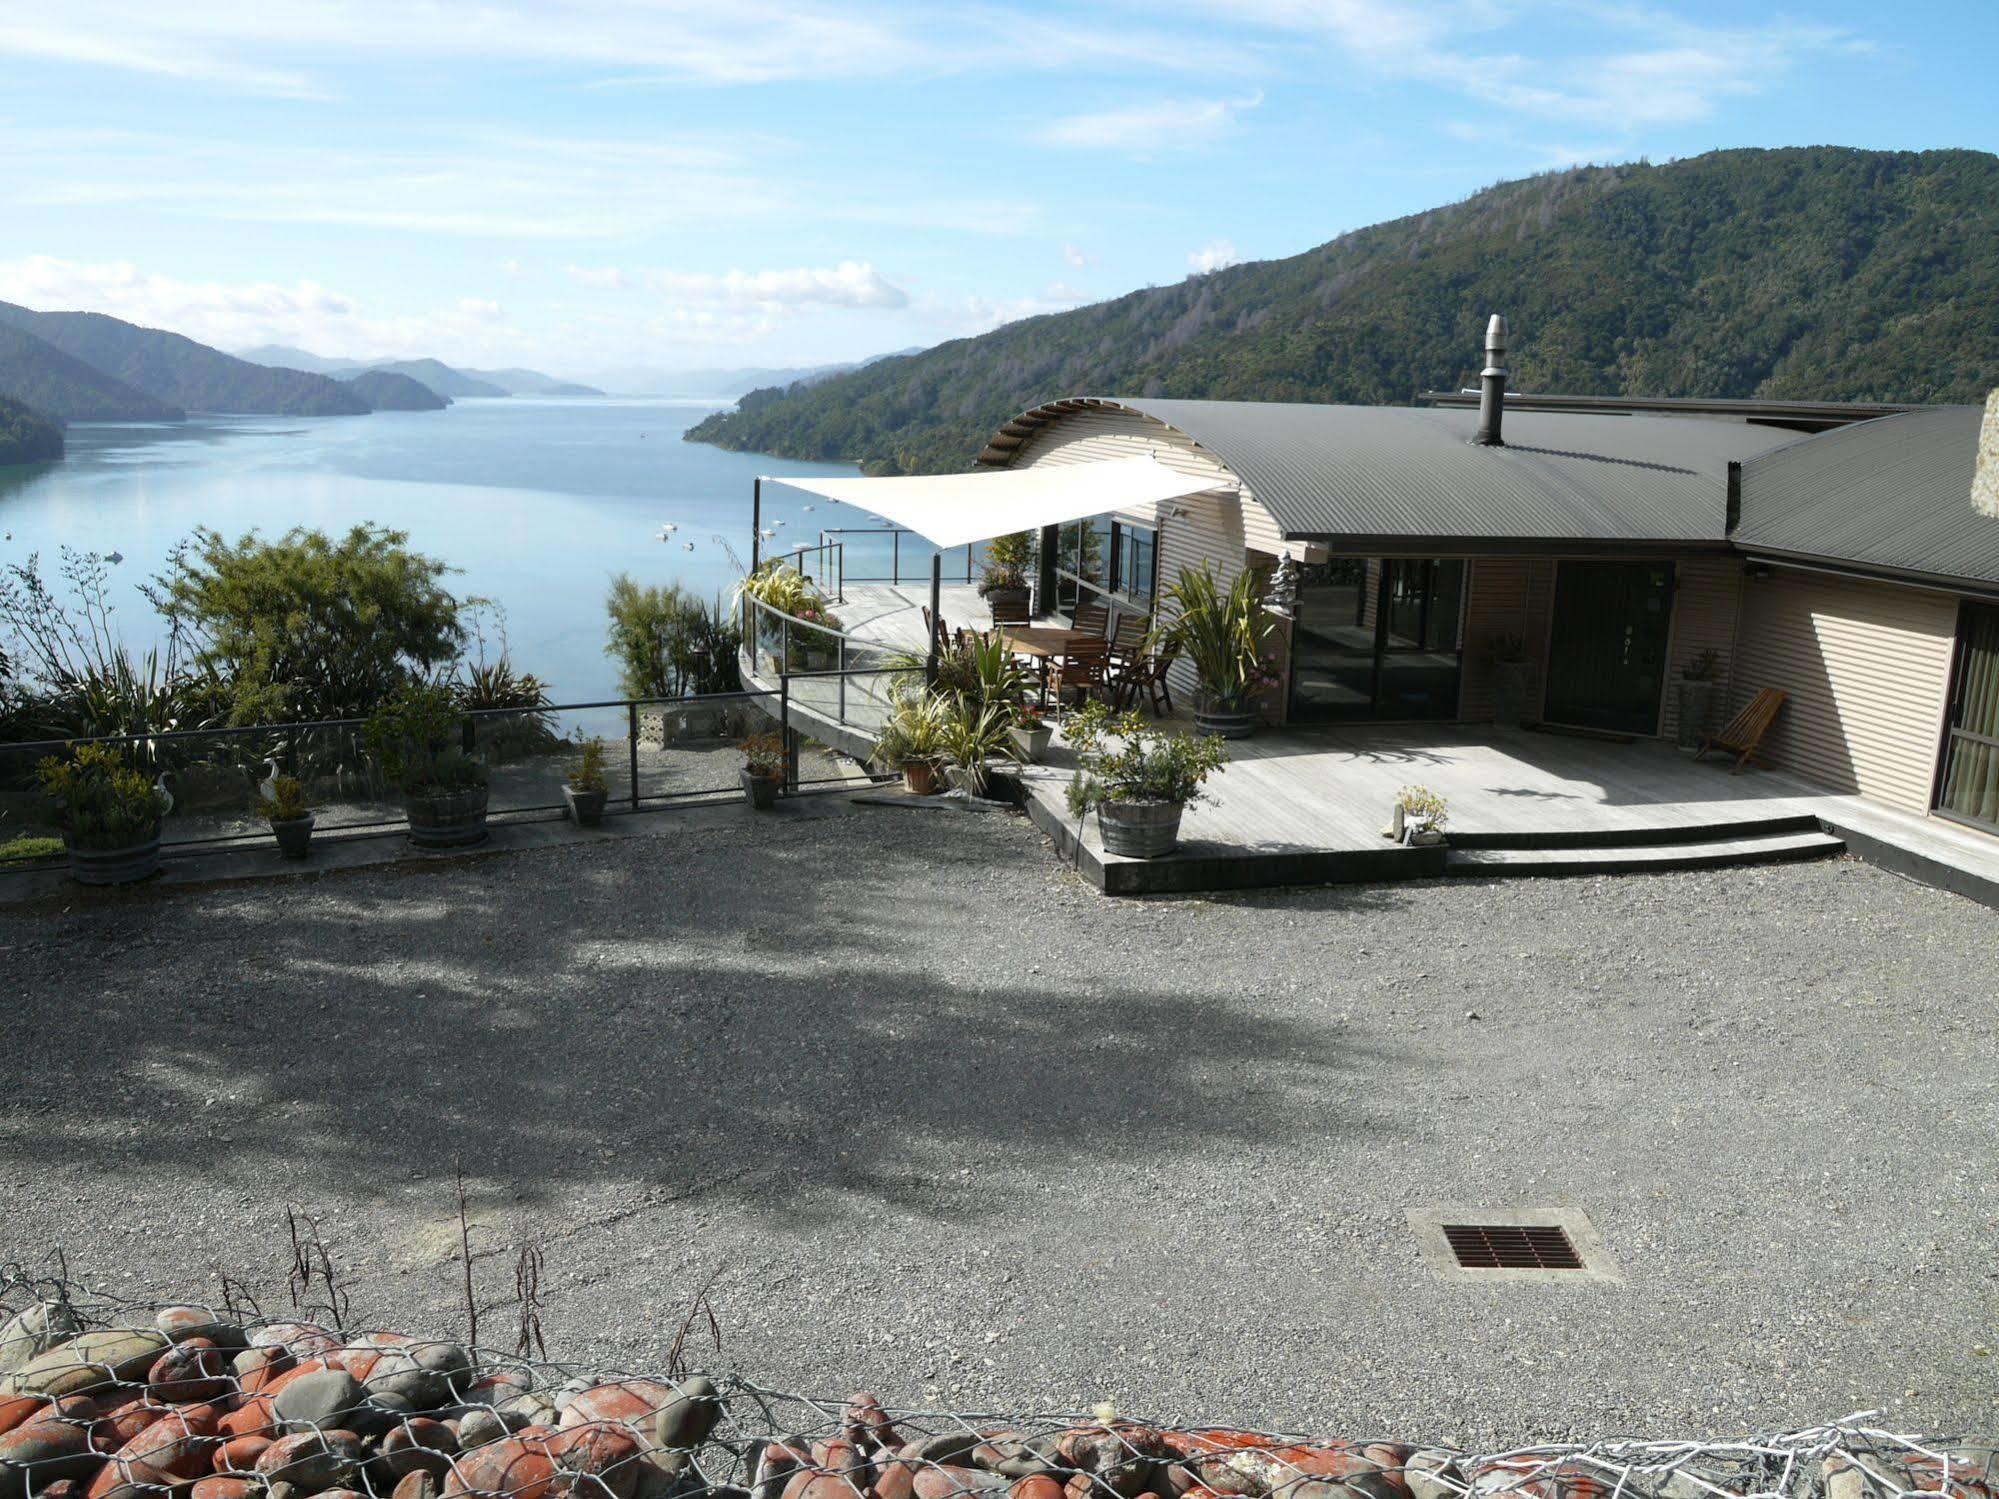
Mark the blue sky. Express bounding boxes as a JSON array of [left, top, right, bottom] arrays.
[[0, 1, 1993, 381]]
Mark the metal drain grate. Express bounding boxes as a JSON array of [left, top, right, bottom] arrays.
[[1441, 1222, 1585, 1271]]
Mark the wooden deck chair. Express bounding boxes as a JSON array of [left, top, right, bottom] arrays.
[[1109, 613, 1150, 667], [1696, 687, 1787, 772], [1071, 601, 1110, 638], [989, 593, 1030, 626], [1052, 638, 1111, 707]]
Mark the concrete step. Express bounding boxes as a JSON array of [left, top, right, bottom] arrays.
[[1444, 828, 1845, 878], [1447, 813, 1824, 851]]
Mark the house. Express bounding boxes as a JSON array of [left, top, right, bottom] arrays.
[[964, 375, 1997, 842]]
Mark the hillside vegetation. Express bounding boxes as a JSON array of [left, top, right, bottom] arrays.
[[0, 322, 185, 423], [341, 368, 451, 411], [0, 394, 63, 465], [689, 146, 1999, 474], [0, 302, 367, 416]]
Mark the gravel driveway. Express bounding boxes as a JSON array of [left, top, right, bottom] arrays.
[[1, 806, 1993, 1447]]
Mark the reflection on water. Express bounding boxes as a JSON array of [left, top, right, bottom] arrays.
[[0, 399, 861, 702]]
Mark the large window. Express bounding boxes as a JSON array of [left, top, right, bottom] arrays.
[[1051, 517, 1158, 607], [1938, 603, 1999, 834], [1288, 557, 1465, 723]]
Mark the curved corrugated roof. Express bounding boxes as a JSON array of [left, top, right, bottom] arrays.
[[978, 397, 1800, 548], [1736, 405, 1997, 587]]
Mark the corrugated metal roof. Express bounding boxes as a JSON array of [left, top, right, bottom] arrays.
[[980, 397, 1800, 547], [1737, 405, 1998, 586]]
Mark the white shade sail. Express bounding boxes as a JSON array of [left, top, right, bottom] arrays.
[[766, 456, 1230, 549]]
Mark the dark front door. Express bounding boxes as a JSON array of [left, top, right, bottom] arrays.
[[1937, 603, 1999, 834], [1542, 561, 1675, 735]]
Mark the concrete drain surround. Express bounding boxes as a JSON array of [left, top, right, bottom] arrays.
[[1407, 1205, 1623, 1284]]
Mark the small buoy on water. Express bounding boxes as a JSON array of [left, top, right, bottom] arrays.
[[683, 540, 695, 551]]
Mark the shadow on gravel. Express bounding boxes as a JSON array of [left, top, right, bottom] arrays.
[[0, 819, 1408, 1227]]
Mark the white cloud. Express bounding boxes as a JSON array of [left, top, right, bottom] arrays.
[[1062, 243, 1093, 268], [498, 258, 524, 278], [0, 254, 526, 363], [566, 265, 628, 290], [0, 4, 1254, 96], [1187, 239, 1240, 275], [1035, 91, 1264, 155], [648, 261, 908, 311], [1155, 0, 1866, 130]]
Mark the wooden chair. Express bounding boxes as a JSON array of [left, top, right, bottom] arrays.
[[1071, 601, 1110, 638], [989, 594, 1030, 626], [1052, 638, 1111, 707], [1696, 688, 1787, 772], [1112, 650, 1178, 717], [921, 605, 951, 655], [1109, 613, 1150, 667]]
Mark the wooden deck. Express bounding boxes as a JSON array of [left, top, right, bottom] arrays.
[[754, 586, 1999, 903]]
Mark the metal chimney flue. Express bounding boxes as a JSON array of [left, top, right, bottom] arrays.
[[1474, 313, 1509, 446]]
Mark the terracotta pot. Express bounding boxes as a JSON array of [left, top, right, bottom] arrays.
[[404, 784, 489, 850], [269, 814, 315, 860], [65, 825, 163, 886], [740, 768, 782, 808], [1096, 798, 1183, 858], [901, 760, 941, 796]]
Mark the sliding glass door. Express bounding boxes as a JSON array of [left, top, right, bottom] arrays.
[[1937, 603, 1999, 834], [1288, 558, 1465, 723]]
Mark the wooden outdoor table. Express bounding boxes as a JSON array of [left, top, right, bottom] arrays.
[[1003, 626, 1105, 706]]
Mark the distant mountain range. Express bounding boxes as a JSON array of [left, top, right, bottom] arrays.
[[340, 368, 449, 411], [0, 321, 184, 422], [0, 302, 368, 420], [689, 146, 1999, 474], [238, 345, 602, 399]]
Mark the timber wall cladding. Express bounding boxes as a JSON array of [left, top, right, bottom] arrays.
[[1730, 570, 1959, 813], [1007, 407, 1259, 701], [1659, 557, 1745, 742], [1461, 558, 1556, 721]]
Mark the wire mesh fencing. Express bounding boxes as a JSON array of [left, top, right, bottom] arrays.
[[0, 1275, 1988, 1499]]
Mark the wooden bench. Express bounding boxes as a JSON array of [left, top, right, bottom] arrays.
[[1696, 687, 1787, 772]]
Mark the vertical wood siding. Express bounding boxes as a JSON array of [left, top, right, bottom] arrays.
[[1658, 557, 1743, 742], [1730, 570, 1958, 813]]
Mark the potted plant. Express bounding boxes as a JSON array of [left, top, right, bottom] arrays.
[[1393, 784, 1449, 846], [871, 685, 951, 794], [262, 774, 315, 859], [35, 743, 170, 885], [739, 730, 786, 808], [1008, 701, 1053, 763], [940, 699, 1019, 796], [365, 682, 490, 850], [978, 531, 1035, 619], [564, 737, 610, 826], [1158, 563, 1271, 738], [1063, 701, 1228, 858], [1485, 634, 1537, 729], [1675, 648, 1722, 752]]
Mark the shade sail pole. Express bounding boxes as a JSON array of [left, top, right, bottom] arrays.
[[926, 552, 943, 684], [750, 477, 763, 573]]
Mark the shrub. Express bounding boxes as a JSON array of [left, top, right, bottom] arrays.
[[1396, 784, 1449, 832], [605, 576, 743, 699], [979, 531, 1034, 597], [156, 524, 465, 723], [261, 775, 310, 823], [568, 738, 609, 794], [1682, 647, 1721, 682], [1063, 701, 1228, 814], [364, 681, 486, 795], [36, 743, 169, 849], [1157, 563, 1272, 707], [871, 684, 952, 768], [739, 730, 787, 777], [940, 698, 1019, 794]]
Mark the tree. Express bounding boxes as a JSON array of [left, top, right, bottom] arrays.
[[603, 575, 741, 699], [160, 524, 465, 723]]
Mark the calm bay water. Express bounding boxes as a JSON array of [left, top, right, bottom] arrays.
[[0, 398, 863, 703]]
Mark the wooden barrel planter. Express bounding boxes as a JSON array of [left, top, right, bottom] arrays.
[[1096, 798, 1183, 859], [66, 826, 163, 886], [405, 785, 490, 850], [1193, 693, 1257, 739]]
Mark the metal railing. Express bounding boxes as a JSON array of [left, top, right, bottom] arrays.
[[0, 675, 895, 872], [771, 539, 845, 602], [817, 528, 985, 587], [739, 593, 910, 736]]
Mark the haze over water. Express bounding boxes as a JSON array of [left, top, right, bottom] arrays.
[[0, 399, 861, 703]]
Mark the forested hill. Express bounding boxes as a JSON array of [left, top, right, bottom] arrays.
[[0, 394, 64, 466], [0, 322, 185, 422], [688, 146, 1999, 475], [0, 302, 368, 417]]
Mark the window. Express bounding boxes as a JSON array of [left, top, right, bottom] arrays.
[[1112, 524, 1158, 603], [1049, 517, 1158, 606], [1938, 603, 1999, 834]]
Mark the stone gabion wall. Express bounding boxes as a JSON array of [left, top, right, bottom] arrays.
[[1976, 390, 1999, 519], [0, 1285, 1990, 1499]]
